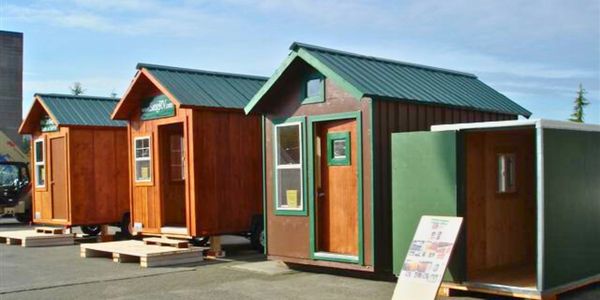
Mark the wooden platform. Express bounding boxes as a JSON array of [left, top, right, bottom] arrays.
[[80, 240, 204, 267], [0, 229, 75, 247]]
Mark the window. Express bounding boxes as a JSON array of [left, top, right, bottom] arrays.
[[275, 123, 303, 211], [34, 139, 45, 188], [301, 73, 325, 104], [327, 132, 350, 166], [497, 153, 516, 193], [134, 137, 152, 182], [170, 135, 184, 181]]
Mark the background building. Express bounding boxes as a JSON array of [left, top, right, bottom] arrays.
[[0, 30, 23, 144]]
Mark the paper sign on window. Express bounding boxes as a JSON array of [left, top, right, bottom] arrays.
[[392, 216, 463, 300], [286, 190, 298, 208], [141, 167, 149, 180]]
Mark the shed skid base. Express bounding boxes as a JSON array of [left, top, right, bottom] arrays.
[[0, 229, 75, 247], [80, 240, 204, 267]]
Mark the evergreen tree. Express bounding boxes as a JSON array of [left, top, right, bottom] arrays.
[[569, 84, 589, 123], [69, 82, 86, 95]]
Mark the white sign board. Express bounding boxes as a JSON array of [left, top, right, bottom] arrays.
[[392, 216, 463, 300]]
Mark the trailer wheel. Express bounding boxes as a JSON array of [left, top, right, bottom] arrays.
[[81, 225, 102, 236], [191, 237, 209, 247], [15, 210, 31, 223], [120, 213, 132, 237], [250, 214, 264, 252]]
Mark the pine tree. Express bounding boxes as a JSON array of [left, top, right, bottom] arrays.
[[569, 84, 589, 123], [69, 82, 86, 95]]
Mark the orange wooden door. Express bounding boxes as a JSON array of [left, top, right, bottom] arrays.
[[50, 137, 68, 220], [159, 123, 186, 227], [315, 119, 358, 255]]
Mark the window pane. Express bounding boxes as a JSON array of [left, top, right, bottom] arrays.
[[170, 135, 184, 181], [277, 125, 300, 165], [35, 141, 43, 162], [277, 168, 301, 208], [333, 139, 347, 159], [136, 160, 151, 181], [0, 164, 19, 186], [36, 165, 45, 186], [306, 77, 323, 98]]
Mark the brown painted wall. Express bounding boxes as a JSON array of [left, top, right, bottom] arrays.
[[31, 126, 129, 226], [465, 129, 536, 278], [373, 99, 517, 273], [263, 60, 374, 271]]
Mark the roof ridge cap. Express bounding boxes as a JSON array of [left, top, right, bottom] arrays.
[[137, 63, 269, 81], [35, 93, 120, 102], [290, 42, 477, 78]]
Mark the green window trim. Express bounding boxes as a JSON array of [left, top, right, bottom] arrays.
[[301, 72, 325, 104], [327, 132, 351, 166], [272, 116, 308, 216]]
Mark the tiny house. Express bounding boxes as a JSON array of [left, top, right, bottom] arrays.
[[244, 42, 531, 274], [391, 119, 600, 298], [111, 63, 266, 243], [19, 94, 130, 235]]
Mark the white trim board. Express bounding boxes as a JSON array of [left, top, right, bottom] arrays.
[[431, 119, 600, 132]]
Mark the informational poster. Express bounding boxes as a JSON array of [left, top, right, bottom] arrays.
[[392, 216, 463, 300]]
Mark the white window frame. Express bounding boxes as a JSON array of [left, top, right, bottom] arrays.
[[274, 122, 304, 211], [34, 138, 45, 188], [134, 136, 152, 183]]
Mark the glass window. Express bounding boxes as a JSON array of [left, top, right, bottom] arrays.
[[134, 137, 152, 182], [327, 132, 351, 166], [34, 139, 45, 187], [275, 123, 303, 210], [170, 135, 184, 181], [0, 164, 19, 187], [497, 153, 516, 193], [302, 73, 325, 104]]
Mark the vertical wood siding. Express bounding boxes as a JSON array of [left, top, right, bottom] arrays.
[[373, 99, 517, 273]]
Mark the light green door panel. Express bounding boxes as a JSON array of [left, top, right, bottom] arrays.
[[391, 131, 463, 281]]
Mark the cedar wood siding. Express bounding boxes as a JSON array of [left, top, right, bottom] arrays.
[[30, 126, 129, 226], [192, 108, 263, 236], [372, 99, 517, 274], [127, 86, 262, 237], [262, 60, 375, 272]]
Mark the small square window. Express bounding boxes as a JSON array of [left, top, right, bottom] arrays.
[[327, 132, 350, 166], [301, 73, 325, 104], [134, 137, 152, 182], [497, 153, 516, 193]]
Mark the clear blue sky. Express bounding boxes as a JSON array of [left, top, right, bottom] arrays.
[[2, 0, 599, 123]]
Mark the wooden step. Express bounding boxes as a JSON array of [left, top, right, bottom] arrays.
[[0, 230, 74, 247], [35, 227, 64, 235], [143, 237, 189, 248]]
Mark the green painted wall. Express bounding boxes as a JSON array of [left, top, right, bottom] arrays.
[[542, 129, 600, 290], [391, 131, 464, 281]]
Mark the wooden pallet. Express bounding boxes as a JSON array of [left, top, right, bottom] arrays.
[[80, 240, 204, 267], [143, 237, 189, 248], [0, 229, 75, 247], [35, 226, 65, 234]]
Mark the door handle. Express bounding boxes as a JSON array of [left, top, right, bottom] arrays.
[[317, 192, 325, 197]]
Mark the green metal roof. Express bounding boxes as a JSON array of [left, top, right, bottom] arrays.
[[245, 42, 531, 117], [138, 63, 268, 109], [36, 93, 127, 127]]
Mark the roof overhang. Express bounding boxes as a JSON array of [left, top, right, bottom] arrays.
[[111, 67, 183, 120], [431, 119, 600, 132], [19, 95, 60, 134]]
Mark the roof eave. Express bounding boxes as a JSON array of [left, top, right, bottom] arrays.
[[19, 95, 61, 134]]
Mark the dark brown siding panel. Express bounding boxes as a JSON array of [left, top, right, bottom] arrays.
[[372, 99, 517, 273]]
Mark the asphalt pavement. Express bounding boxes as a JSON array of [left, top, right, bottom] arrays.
[[0, 218, 597, 300]]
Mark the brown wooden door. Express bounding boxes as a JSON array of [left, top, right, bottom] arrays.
[[315, 119, 358, 256], [50, 137, 68, 220], [159, 123, 187, 228]]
